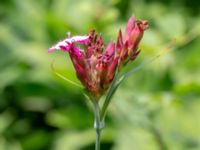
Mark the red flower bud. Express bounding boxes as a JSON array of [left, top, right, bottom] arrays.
[[116, 16, 149, 66]]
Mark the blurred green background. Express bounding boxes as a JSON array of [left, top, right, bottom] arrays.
[[0, 0, 200, 150]]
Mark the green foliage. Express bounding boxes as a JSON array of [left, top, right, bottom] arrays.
[[0, 0, 200, 150]]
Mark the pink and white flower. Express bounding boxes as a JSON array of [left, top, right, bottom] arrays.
[[48, 34, 89, 53], [48, 16, 148, 99]]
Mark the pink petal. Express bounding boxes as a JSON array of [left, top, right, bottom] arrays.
[[128, 26, 143, 48], [70, 43, 82, 58], [48, 39, 70, 53], [71, 35, 89, 44], [106, 56, 119, 81], [48, 35, 89, 53], [74, 63, 88, 87], [125, 16, 135, 41], [116, 29, 123, 54], [104, 42, 115, 57]]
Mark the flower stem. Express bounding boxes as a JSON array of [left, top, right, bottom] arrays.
[[95, 126, 101, 150], [93, 101, 104, 150]]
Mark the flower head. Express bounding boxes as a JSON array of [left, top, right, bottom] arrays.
[[49, 16, 148, 99], [49, 30, 118, 99]]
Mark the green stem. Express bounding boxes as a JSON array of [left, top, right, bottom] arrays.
[[93, 101, 104, 150]]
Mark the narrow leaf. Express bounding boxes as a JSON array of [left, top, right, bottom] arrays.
[[51, 60, 83, 88], [100, 71, 120, 121]]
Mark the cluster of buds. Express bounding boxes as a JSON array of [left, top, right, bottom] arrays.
[[48, 16, 148, 99], [116, 17, 149, 65]]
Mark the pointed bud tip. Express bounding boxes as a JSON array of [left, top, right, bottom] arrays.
[[128, 16, 135, 23], [116, 29, 123, 53]]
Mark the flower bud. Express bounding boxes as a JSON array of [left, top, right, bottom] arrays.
[[116, 16, 149, 66]]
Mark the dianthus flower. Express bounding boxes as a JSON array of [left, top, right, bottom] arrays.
[[49, 16, 148, 100], [48, 16, 149, 150]]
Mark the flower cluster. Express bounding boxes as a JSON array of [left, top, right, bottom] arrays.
[[49, 16, 148, 99]]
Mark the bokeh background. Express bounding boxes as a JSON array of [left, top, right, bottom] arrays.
[[0, 0, 200, 150]]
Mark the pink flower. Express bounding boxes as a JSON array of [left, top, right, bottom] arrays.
[[49, 30, 118, 99], [49, 17, 148, 99], [116, 16, 148, 65]]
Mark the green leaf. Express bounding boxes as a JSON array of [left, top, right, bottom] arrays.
[[51, 60, 83, 89], [100, 71, 120, 121]]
